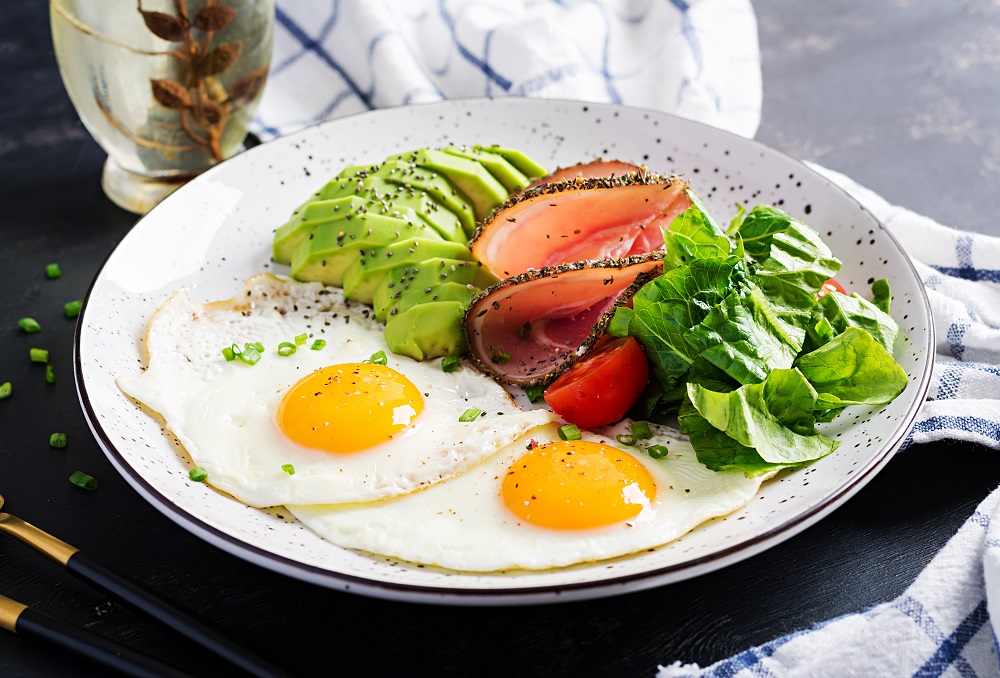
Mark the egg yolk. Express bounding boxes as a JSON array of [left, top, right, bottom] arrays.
[[276, 363, 424, 453], [501, 440, 656, 530]]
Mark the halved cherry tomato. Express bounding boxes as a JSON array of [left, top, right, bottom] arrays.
[[543, 336, 649, 430], [817, 278, 846, 299]]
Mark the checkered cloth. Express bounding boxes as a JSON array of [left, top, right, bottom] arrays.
[[253, 2, 1000, 675], [252, 0, 762, 140]]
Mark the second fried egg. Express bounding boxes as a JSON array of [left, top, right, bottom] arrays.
[[287, 422, 771, 572]]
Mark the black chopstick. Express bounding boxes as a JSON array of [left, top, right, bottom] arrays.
[[2, 594, 192, 678], [65, 551, 289, 678]]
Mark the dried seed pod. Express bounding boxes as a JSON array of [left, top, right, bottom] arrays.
[[139, 9, 186, 41], [150, 79, 191, 109], [199, 40, 243, 77], [193, 4, 237, 32], [229, 67, 268, 102]]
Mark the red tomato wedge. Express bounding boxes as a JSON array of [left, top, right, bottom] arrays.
[[543, 336, 649, 430], [817, 278, 845, 299]]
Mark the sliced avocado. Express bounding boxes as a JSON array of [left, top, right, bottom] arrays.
[[478, 146, 547, 180], [367, 160, 476, 237], [372, 257, 487, 321], [314, 172, 467, 244], [392, 281, 478, 316], [342, 239, 472, 305], [375, 188, 466, 243], [388, 149, 508, 226], [443, 145, 530, 193], [290, 208, 438, 287], [272, 196, 371, 265], [383, 301, 469, 360]]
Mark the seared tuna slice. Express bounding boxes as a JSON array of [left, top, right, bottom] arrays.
[[526, 159, 643, 189], [471, 172, 690, 278], [464, 254, 662, 387]]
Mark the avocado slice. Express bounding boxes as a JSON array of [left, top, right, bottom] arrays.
[[356, 161, 477, 237], [443, 145, 530, 193], [383, 301, 469, 360], [314, 169, 466, 243], [478, 146, 547, 180], [290, 208, 439, 287], [272, 196, 371, 265], [372, 257, 488, 321], [342, 238, 472, 305], [387, 149, 508, 226], [392, 281, 479, 315]]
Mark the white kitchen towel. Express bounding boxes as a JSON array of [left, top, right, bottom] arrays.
[[251, 0, 762, 141], [658, 485, 1000, 677]]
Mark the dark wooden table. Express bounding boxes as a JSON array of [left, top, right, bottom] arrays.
[[2, 1, 998, 675]]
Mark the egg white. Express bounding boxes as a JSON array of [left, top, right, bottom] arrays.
[[118, 274, 557, 507], [287, 422, 772, 572]]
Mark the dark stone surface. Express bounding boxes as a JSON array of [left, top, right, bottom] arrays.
[[1, 1, 998, 676]]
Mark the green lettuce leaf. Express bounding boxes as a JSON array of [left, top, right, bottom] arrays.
[[621, 256, 742, 380], [661, 191, 732, 269], [684, 287, 800, 385], [732, 205, 795, 261], [816, 288, 899, 351], [795, 326, 908, 409], [686, 372, 839, 466], [750, 217, 842, 334], [871, 278, 892, 314], [678, 399, 784, 477]]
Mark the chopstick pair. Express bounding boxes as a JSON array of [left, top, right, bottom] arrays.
[[0, 496, 289, 678]]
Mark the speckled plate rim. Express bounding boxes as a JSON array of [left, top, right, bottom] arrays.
[[74, 97, 934, 606]]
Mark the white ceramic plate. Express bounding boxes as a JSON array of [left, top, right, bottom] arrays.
[[76, 98, 933, 605]]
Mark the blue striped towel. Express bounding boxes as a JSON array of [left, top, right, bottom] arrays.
[[254, 2, 1000, 675], [252, 0, 762, 140]]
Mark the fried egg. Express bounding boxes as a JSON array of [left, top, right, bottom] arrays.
[[287, 422, 771, 572], [118, 274, 557, 507]]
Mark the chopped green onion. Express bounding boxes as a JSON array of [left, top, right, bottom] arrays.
[[45, 263, 61, 279], [30, 348, 48, 363], [18, 317, 41, 333], [294, 332, 308, 346], [64, 299, 83, 318], [558, 424, 582, 441], [310, 339, 326, 351], [49, 432, 67, 448], [45, 365, 55, 384], [189, 467, 208, 482], [369, 350, 387, 366], [281, 463, 295, 475], [0, 382, 10, 400], [441, 355, 460, 372], [524, 384, 545, 403], [491, 348, 512, 364], [519, 322, 532, 339], [616, 433, 637, 446], [238, 346, 261, 365], [222, 346, 236, 361], [69, 471, 98, 491], [459, 408, 482, 422], [277, 342, 296, 357], [245, 341, 265, 354], [631, 421, 653, 440], [647, 444, 669, 459]]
